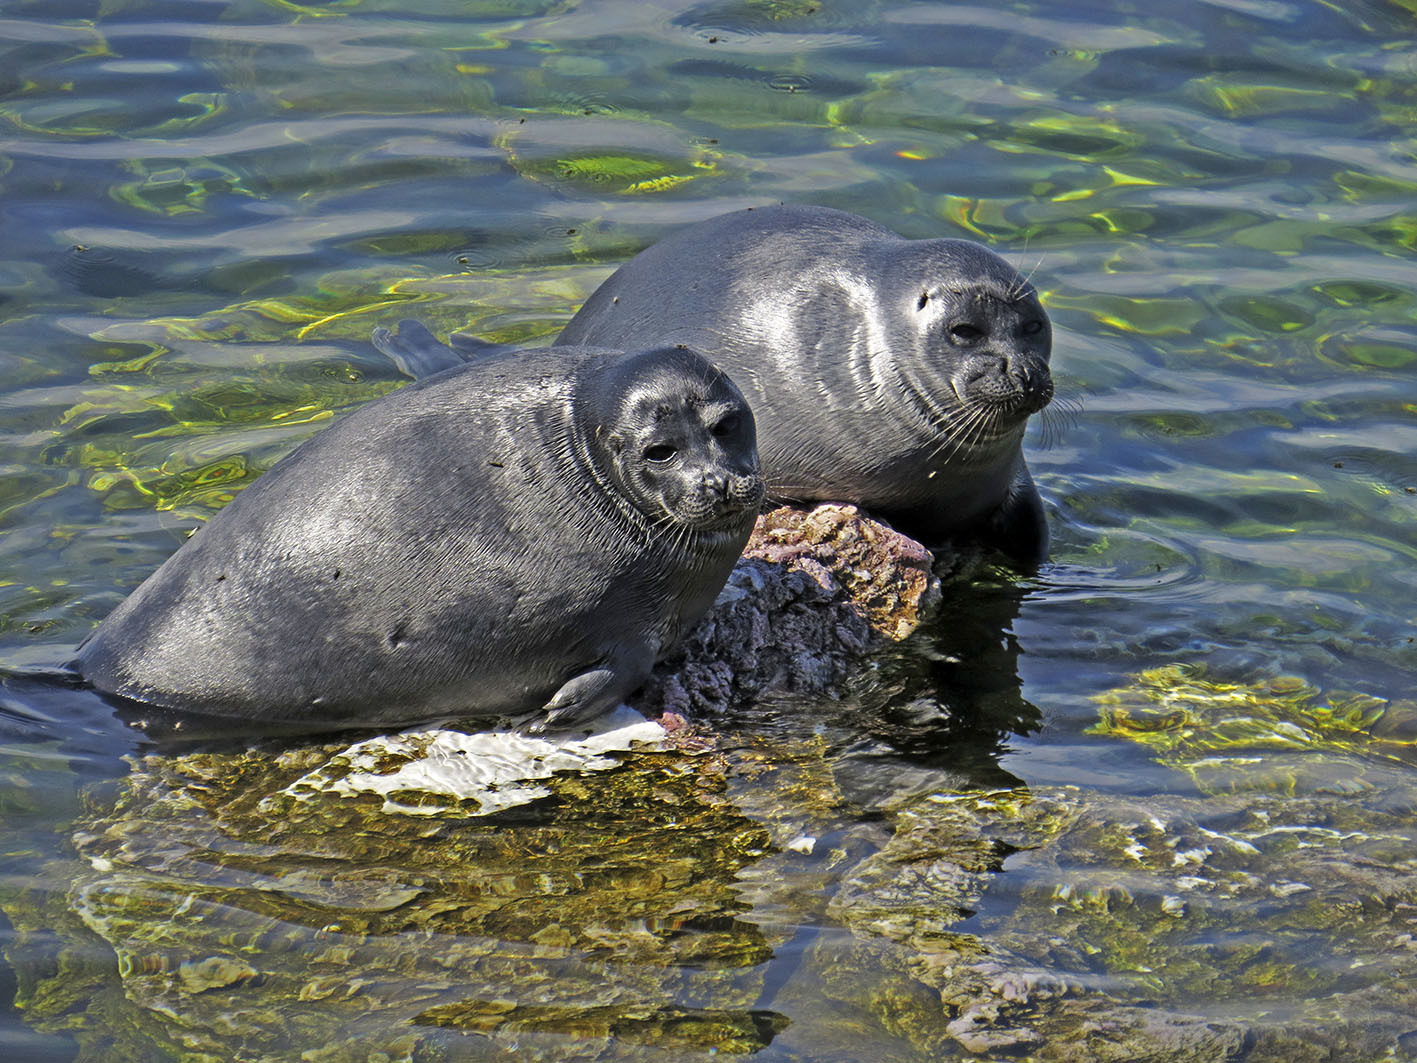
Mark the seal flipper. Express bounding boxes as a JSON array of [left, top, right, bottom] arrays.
[[448, 331, 516, 358], [370, 319, 471, 379], [529, 648, 655, 733], [987, 466, 1049, 569]]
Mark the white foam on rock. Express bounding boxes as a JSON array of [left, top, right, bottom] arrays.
[[275, 705, 670, 816]]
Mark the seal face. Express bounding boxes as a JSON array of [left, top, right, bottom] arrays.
[[74, 342, 763, 734], [577, 347, 763, 543], [555, 204, 1054, 565]]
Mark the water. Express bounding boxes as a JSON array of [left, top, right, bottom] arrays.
[[3, 0, 1417, 1059]]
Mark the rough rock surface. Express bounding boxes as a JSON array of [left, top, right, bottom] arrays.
[[634, 504, 941, 720]]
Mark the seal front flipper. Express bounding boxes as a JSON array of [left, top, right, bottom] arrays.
[[986, 466, 1049, 569], [529, 651, 654, 734], [370, 319, 472, 379]]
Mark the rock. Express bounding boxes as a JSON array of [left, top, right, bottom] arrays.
[[634, 504, 941, 720]]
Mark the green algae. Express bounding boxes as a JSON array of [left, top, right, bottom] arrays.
[[496, 117, 737, 197], [1005, 111, 1147, 162], [5, 738, 793, 1061], [1186, 76, 1354, 119], [550, 152, 716, 195], [1047, 292, 1210, 338], [49, 256, 609, 519], [52, 359, 389, 517], [1092, 664, 1407, 771], [111, 158, 260, 218]]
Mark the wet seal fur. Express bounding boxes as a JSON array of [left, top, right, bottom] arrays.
[[556, 205, 1054, 566], [75, 343, 764, 735]]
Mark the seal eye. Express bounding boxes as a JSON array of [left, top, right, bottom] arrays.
[[950, 323, 985, 344], [711, 413, 740, 438], [644, 444, 677, 464]]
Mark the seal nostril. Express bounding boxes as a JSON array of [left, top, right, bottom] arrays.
[[950, 322, 985, 344]]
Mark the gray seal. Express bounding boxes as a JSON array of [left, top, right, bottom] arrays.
[[556, 205, 1054, 565], [75, 341, 764, 735]]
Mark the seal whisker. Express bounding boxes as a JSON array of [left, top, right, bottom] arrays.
[[1012, 250, 1047, 301], [650, 508, 687, 555], [927, 409, 988, 466], [1006, 232, 1030, 296], [1033, 391, 1082, 451], [763, 484, 827, 506], [918, 399, 986, 450], [930, 400, 1007, 467]]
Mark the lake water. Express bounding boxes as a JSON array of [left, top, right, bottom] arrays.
[[3, 0, 1416, 1059]]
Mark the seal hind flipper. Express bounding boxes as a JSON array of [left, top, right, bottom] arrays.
[[448, 331, 516, 359], [371, 319, 471, 379]]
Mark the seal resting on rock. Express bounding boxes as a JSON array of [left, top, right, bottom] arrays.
[[556, 204, 1054, 565], [74, 342, 764, 735]]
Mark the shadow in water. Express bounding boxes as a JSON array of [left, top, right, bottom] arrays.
[[800, 562, 1043, 803]]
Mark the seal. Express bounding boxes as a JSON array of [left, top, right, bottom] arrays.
[[74, 340, 764, 735], [556, 204, 1054, 565]]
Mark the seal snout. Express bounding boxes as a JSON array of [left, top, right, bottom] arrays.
[[679, 467, 766, 527], [726, 469, 767, 510], [955, 351, 1053, 418], [1008, 358, 1054, 414]]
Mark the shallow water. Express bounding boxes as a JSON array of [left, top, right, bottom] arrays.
[[3, 0, 1417, 1059]]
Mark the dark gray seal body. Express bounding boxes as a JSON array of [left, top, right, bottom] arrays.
[[75, 343, 764, 734], [556, 205, 1054, 565]]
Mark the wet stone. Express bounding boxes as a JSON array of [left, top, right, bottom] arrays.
[[634, 504, 942, 721]]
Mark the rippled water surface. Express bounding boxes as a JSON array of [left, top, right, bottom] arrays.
[[3, 0, 1417, 1060]]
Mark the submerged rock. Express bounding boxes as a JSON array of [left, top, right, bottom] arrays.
[[11, 510, 1416, 1061], [816, 775, 1417, 1062]]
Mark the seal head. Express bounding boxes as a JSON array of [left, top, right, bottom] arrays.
[[889, 239, 1053, 437], [574, 345, 763, 543]]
